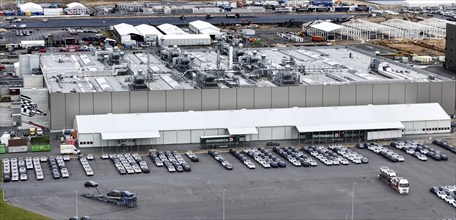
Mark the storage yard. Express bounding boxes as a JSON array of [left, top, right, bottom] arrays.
[[1, 140, 456, 219]]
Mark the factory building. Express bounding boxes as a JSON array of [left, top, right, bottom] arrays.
[[445, 23, 456, 72], [74, 103, 451, 147], [17, 46, 456, 131]]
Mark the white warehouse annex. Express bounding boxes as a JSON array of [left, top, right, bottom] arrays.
[[74, 103, 451, 148]]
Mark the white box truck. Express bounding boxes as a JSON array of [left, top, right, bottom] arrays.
[[60, 144, 80, 155]]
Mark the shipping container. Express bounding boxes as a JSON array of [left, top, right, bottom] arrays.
[[31, 145, 51, 152], [0, 145, 6, 154], [8, 146, 28, 153], [9, 88, 20, 95], [8, 137, 28, 147]]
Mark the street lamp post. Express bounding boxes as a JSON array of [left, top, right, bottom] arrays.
[[351, 182, 355, 220], [223, 189, 226, 220], [75, 190, 78, 218]]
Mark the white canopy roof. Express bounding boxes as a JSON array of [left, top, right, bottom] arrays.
[[101, 131, 160, 140], [135, 24, 163, 37], [113, 23, 141, 36], [311, 22, 343, 32], [228, 127, 259, 135], [19, 2, 43, 12], [189, 20, 220, 32], [67, 2, 87, 9], [157, 23, 187, 35], [76, 103, 450, 140]]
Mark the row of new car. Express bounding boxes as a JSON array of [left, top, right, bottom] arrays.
[[329, 144, 368, 164], [3, 158, 22, 182], [432, 140, 456, 154], [304, 145, 350, 166], [391, 141, 448, 161], [229, 149, 256, 169], [208, 150, 233, 170], [244, 148, 287, 168], [274, 146, 316, 167], [361, 143, 405, 162], [49, 156, 70, 179], [151, 151, 191, 172], [79, 156, 94, 176], [3, 157, 34, 182], [110, 153, 150, 175], [430, 185, 456, 208]]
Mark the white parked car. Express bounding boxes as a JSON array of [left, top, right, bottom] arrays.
[[444, 196, 455, 203], [36, 171, 44, 180], [63, 155, 70, 161], [40, 156, 47, 162], [86, 154, 94, 160], [61, 168, 70, 178], [416, 154, 427, 161], [436, 191, 446, 199], [20, 174, 28, 181], [396, 155, 405, 162], [86, 169, 94, 176]]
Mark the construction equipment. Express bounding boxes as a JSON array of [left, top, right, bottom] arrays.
[[298, 19, 318, 37], [81, 181, 137, 208]]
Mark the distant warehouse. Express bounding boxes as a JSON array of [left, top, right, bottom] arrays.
[[74, 103, 451, 148]]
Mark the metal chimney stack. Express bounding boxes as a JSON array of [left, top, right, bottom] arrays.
[[228, 46, 234, 70]]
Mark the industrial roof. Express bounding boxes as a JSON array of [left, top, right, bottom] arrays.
[[159, 34, 211, 40], [67, 2, 87, 9], [135, 24, 163, 37], [311, 21, 343, 32], [189, 20, 220, 32], [75, 103, 450, 139], [157, 23, 188, 35], [113, 23, 141, 36], [19, 2, 43, 12]]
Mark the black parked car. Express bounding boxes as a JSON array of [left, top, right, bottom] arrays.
[[3, 174, 11, 182], [430, 186, 439, 194]]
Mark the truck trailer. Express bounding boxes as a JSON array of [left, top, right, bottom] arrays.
[[378, 168, 409, 194], [82, 181, 137, 208]]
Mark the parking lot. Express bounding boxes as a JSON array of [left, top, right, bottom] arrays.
[[1, 141, 456, 219]]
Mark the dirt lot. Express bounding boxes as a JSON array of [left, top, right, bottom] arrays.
[[373, 39, 445, 56]]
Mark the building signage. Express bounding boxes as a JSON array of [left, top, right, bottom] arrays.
[[200, 135, 238, 145], [306, 132, 344, 140]]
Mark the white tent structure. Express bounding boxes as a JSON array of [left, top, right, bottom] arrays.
[[75, 103, 451, 147], [66, 2, 88, 15], [19, 2, 43, 13], [157, 23, 188, 35], [113, 23, 142, 43], [306, 21, 343, 41], [134, 24, 163, 45], [189, 20, 222, 39]]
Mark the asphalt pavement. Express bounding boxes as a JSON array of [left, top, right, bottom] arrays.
[[1, 142, 456, 220], [0, 13, 362, 29]]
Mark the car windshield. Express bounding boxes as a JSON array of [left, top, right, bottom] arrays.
[[400, 183, 409, 187]]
